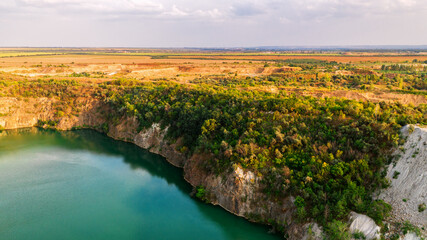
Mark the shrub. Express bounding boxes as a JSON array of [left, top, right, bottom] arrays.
[[195, 186, 208, 202], [393, 171, 400, 179], [325, 220, 351, 240], [366, 200, 392, 225], [419, 203, 426, 213], [352, 231, 366, 240]]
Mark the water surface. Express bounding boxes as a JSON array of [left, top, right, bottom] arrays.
[[0, 129, 280, 240]]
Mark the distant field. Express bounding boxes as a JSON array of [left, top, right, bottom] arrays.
[[85, 52, 340, 57], [0, 52, 64, 58], [2, 53, 427, 65], [2, 48, 427, 63], [165, 54, 427, 63]]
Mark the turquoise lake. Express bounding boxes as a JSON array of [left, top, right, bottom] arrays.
[[0, 129, 281, 240]]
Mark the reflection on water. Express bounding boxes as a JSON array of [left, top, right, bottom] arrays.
[[0, 128, 281, 240]]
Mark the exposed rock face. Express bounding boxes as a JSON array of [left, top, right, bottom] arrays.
[[56, 99, 107, 130], [99, 115, 301, 236], [184, 159, 295, 222], [348, 212, 380, 240], [0, 97, 306, 238], [378, 125, 427, 236], [109, 119, 311, 238], [134, 124, 186, 167], [0, 97, 106, 130], [183, 157, 313, 239], [106, 118, 187, 168], [0, 97, 55, 129]]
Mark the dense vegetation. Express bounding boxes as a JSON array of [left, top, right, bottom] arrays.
[[102, 81, 425, 227]]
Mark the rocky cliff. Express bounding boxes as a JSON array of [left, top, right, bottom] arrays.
[[0, 97, 311, 239], [108, 115, 310, 239], [2, 97, 425, 239], [0, 97, 55, 129]]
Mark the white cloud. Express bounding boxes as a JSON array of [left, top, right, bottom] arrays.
[[5, 0, 426, 22], [0, 0, 426, 47], [163, 5, 188, 17], [12, 0, 225, 20], [279, 0, 424, 20], [194, 9, 222, 19], [16, 0, 165, 15]]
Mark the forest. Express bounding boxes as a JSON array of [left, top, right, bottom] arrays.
[[101, 81, 425, 228]]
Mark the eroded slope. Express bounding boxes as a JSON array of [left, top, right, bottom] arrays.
[[379, 125, 427, 236]]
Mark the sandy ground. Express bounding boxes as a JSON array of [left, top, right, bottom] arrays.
[[0, 54, 425, 106]]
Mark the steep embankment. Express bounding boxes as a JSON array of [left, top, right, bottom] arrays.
[[378, 125, 427, 237], [0, 97, 314, 239], [99, 115, 313, 239], [0, 97, 105, 130], [2, 96, 426, 239], [0, 97, 55, 129]]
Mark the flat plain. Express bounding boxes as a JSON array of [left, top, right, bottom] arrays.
[[1, 48, 426, 106]]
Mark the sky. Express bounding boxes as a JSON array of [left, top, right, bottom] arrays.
[[0, 0, 426, 47]]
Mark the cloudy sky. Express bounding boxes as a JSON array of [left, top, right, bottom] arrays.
[[0, 0, 426, 47]]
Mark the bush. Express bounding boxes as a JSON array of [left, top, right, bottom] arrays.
[[419, 203, 426, 213], [325, 220, 351, 240], [367, 200, 392, 225], [195, 186, 208, 202], [352, 231, 367, 240]]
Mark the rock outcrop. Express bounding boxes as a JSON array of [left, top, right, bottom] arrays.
[[184, 159, 295, 223], [133, 124, 187, 168], [0, 97, 55, 129], [348, 212, 380, 240]]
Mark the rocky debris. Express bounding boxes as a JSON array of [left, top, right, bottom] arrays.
[[402, 232, 422, 240], [348, 212, 380, 240], [378, 125, 427, 236], [303, 223, 323, 240], [287, 222, 323, 240]]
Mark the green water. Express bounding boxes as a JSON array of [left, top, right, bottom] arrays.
[[0, 129, 281, 240]]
